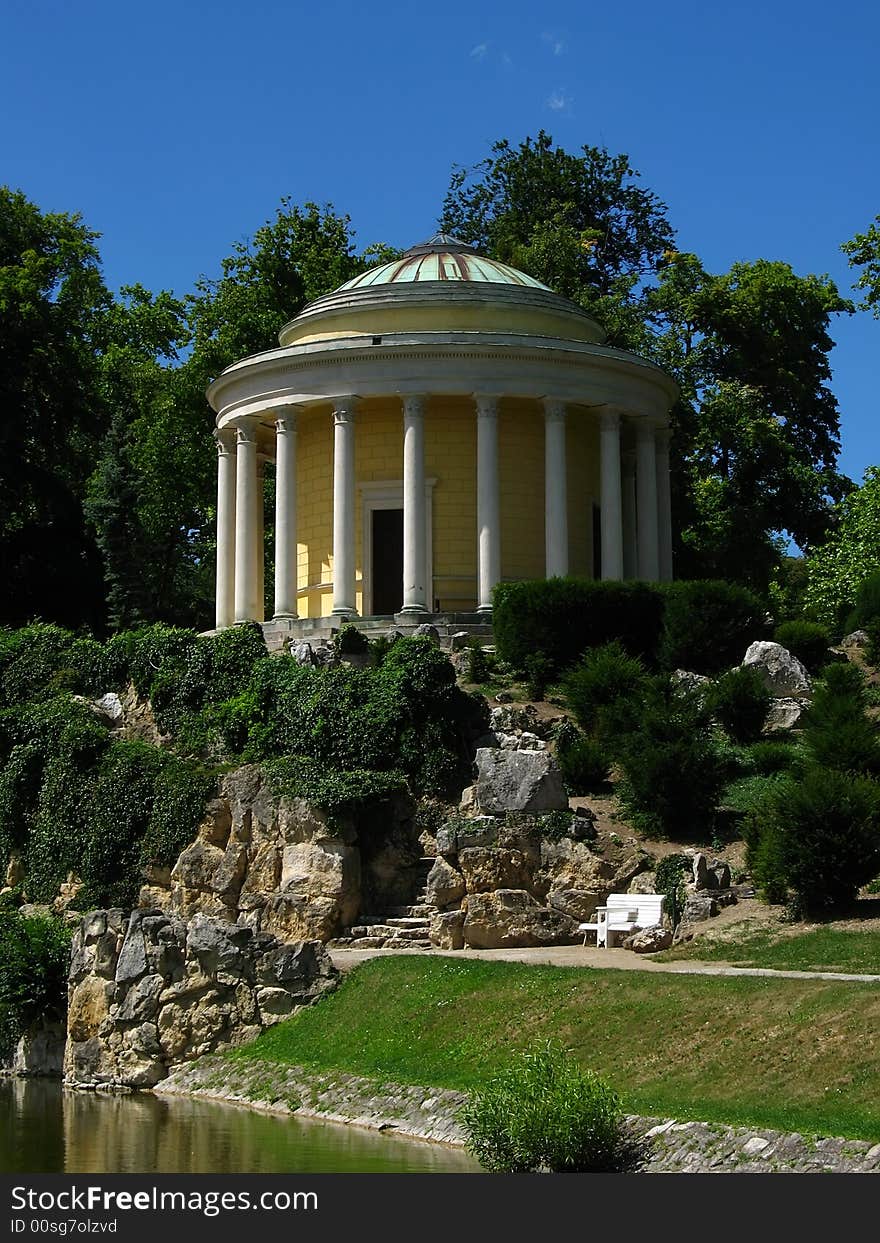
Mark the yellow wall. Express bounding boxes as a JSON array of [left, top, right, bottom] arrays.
[[294, 400, 599, 617]]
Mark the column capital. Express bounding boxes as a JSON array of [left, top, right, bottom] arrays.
[[235, 423, 258, 446], [274, 412, 298, 436], [599, 406, 622, 431], [214, 428, 236, 456], [543, 398, 567, 423], [333, 397, 358, 425], [402, 394, 427, 420], [474, 393, 499, 420]]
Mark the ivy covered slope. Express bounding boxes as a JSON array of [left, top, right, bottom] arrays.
[[0, 623, 485, 911]]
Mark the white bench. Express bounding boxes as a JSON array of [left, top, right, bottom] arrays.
[[578, 893, 665, 948]]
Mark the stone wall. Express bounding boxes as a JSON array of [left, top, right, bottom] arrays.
[[64, 908, 338, 1089], [140, 765, 420, 943]]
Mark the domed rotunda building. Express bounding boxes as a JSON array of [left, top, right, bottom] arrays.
[[208, 234, 677, 641]]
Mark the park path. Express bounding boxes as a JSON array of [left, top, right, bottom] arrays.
[[329, 944, 880, 984]]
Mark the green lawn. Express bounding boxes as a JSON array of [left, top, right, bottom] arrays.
[[233, 955, 880, 1141], [656, 926, 880, 974]]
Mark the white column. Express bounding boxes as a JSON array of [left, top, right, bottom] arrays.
[[622, 448, 638, 580], [256, 457, 265, 623], [214, 430, 237, 629], [599, 408, 624, 581], [274, 413, 298, 618], [636, 421, 660, 581], [544, 399, 568, 578], [655, 427, 674, 583], [475, 395, 500, 613], [401, 394, 428, 615], [234, 424, 260, 623], [332, 398, 358, 616]]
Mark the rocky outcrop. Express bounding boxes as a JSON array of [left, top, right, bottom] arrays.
[[140, 766, 418, 944], [743, 642, 812, 699], [764, 697, 805, 732], [460, 889, 580, 949], [623, 926, 673, 953], [2, 1020, 66, 1077], [64, 908, 338, 1089]]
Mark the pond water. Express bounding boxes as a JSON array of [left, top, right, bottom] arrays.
[[0, 1079, 480, 1174]]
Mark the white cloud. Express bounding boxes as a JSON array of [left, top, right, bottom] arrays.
[[470, 42, 488, 60], [546, 88, 571, 111], [542, 31, 565, 55]]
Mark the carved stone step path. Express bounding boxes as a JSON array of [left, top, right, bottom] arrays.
[[334, 859, 437, 949]]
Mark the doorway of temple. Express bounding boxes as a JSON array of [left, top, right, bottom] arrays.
[[371, 508, 404, 615]]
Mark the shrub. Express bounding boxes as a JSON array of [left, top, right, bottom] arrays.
[[746, 740, 804, 776], [466, 642, 493, 685], [744, 767, 880, 914], [563, 642, 647, 737], [653, 854, 690, 928], [659, 580, 768, 674], [492, 579, 666, 674], [0, 909, 71, 1060], [460, 1042, 643, 1173], [524, 652, 552, 701], [801, 662, 880, 776], [613, 678, 726, 838], [706, 667, 771, 744], [846, 569, 880, 633], [555, 722, 611, 793], [773, 620, 831, 673], [336, 624, 368, 655]]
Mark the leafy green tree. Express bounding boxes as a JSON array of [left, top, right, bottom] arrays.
[[440, 131, 674, 348], [803, 467, 880, 628], [842, 214, 880, 316], [0, 188, 111, 629]]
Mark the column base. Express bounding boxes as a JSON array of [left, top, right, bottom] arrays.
[[476, 604, 494, 615], [272, 611, 300, 621], [397, 605, 430, 617], [331, 607, 359, 619]]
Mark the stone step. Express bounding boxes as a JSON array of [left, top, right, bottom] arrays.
[[346, 935, 433, 950], [346, 923, 431, 940], [384, 916, 430, 929], [385, 904, 431, 918]]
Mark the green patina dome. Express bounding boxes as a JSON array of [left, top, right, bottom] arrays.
[[338, 232, 552, 291]]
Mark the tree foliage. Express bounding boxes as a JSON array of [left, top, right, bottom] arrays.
[[842, 214, 880, 317], [803, 467, 880, 629]]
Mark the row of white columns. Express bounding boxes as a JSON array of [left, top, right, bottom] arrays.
[[214, 398, 674, 629]]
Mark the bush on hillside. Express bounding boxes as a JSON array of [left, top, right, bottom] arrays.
[[554, 722, 611, 793], [335, 624, 368, 655], [524, 652, 553, 701], [772, 620, 831, 673], [745, 739, 804, 776], [492, 579, 666, 674], [0, 909, 71, 1060], [744, 767, 880, 914], [658, 580, 768, 674], [801, 662, 880, 777], [706, 667, 771, 744], [563, 642, 647, 737], [653, 853, 691, 928], [845, 570, 880, 634], [612, 678, 726, 838], [460, 1042, 644, 1173]]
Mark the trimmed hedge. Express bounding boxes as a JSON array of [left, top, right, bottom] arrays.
[[492, 579, 666, 673], [493, 578, 768, 676]]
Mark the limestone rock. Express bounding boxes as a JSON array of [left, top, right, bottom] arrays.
[[743, 642, 812, 699], [291, 641, 317, 666], [539, 837, 615, 895], [458, 784, 478, 812], [623, 926, 673, 953], [682, 894, 718, 923], [841, 630, 870, 650], [5, 853, 25, 887], [458, 846, 533, 894], [461, 889, 580, 949], [474, 747, 568, 815], [691, 852, 710, 889], [412, 624, 440, 644], [429, 909, 466, 950], [436, 816, 500, 856], [709, 860, 731, 889], [546, 887, 606, 922], [425, 857, 466, 907], [671, 670, 712, 701], [764, 698, 805, 732], [450, 631, 471, 652], [628, 871, 658, 895], [611, 852, 653, 891]]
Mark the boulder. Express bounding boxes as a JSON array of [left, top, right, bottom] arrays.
[[764, 698, 805, 732], [708, 860, 731, 889], [412, 624, 440, 644], [743, 641, 812, 699], [628, 871, 658, 895], [671, 670, 712, 701], [691, 852, 710, 889], [546, 887, 605, 922], [841, 630, 870, 651], [682, 894, 718, 923], [623, 926, 673, 953], [462, 889, 580, 949], [290, 641, 317, 666], [458, 846, 533, 894], [611, 852, 653, 891], [538, 837, 615, 895], [436, 816, 500, 856], [425, 857, 466, 908], [474, 747, 568, 814], [429, 909, 466, 950]]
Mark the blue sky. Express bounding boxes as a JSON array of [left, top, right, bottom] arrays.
[[2, 0, 878, 481]]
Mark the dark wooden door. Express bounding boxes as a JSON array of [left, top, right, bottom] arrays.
[[371, 508, 403, 615]]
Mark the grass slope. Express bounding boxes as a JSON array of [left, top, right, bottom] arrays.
[[233, 957, 880, 1141], [657, 926, 880, 974]]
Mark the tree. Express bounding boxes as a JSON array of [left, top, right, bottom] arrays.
[[803, 466, 880, 628], [440, 132, 674, 349], [645, 254, 852, 587], [842, 214, 880, 316], [0, 188, 111, 629]]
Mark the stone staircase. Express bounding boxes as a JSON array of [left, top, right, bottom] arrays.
[[331, 857, 437, 949]]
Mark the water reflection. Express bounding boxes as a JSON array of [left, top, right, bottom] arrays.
[[0, 1079, 479, 1174]]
